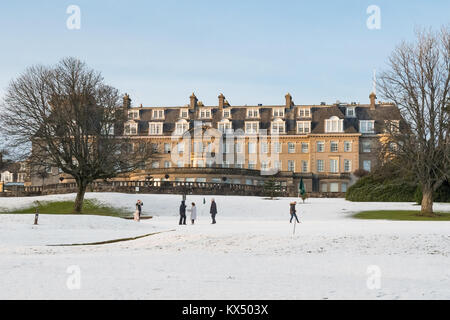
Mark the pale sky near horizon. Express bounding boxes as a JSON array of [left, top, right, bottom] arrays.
[[0, 0, 449, 107]]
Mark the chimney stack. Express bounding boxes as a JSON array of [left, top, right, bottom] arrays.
[[123, 93, 131, 109], [218, 93, 225, 110], [190, 92, 198, 109], [285, 93, 294, 108], [369, 92, 376, 110]]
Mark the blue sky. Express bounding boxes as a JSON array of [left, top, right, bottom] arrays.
[[0, 0, 448, 107]]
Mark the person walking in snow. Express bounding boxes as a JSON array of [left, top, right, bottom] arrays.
[[290, 201, 299, 223], [210, 198, 217, 224], [136, 200, 143, 219], [179, 200, 187, 225], [187, 202, 197, 224]]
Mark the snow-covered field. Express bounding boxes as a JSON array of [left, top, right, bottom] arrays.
[[0, 192, 449, 300]]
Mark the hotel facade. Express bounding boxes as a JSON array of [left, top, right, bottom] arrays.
[[32, 91, 402, 195]]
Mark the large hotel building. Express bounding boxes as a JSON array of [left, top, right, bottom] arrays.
[[33, 91, 402, 195]]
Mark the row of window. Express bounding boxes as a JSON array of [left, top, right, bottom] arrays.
[[149, 140, 368, 155], [129, 107, 314, 121], [127, 119, 383, 135], [151, 140, 361, 154], [143, 159, 371, 173]]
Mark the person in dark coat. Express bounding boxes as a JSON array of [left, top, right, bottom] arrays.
[[210, 198, 217, 224], [179, 200, 187, 225], [290, 201, 299, 223], [136, 200, 144, 218]]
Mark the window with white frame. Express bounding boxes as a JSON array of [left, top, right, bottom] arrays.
[[151, 161, 160, 169], [359, 120, 375, 133], [301, 142, 309, 153], [261, 161, 269, 171], [317, 159, 324, 172], [271, 119, 285, 134], [363, 160, 372, 172], [164, 143, 171, 154], [341, 183, 348, 192], [346, 107, 356, 117], [235, 142, 244, 153], [298, 108, 311, 118], [152, 109, 164, 120], [301, 160, 308, 173], [344, 159, 352, 172], [223, 143, 234, 154], [199, 108, 212, 119], [180, 109, 189, 119], [325, 116, 344, 133], [330, 159, 339, 173], [248, 142, 257, 154], [175, 120, 189, 135], [260, 142, 268, 154], [248, 160, 257, 170], [223, 109, 231, 118], [274, 160, 282, 171], [128, 110, 139, 120], [149, 122, 163, 135], [235, 161, 244, 169], [330, 183, 339, 192], [297, 121, 311, 134], [124, 121, 138, 135], [288, 142, 296, 153], [330, 141, 338, 152], [177, 143, 185, 154], [317, 141, 325, 152], [247, 108, 259, 118], [288, 160, 295, 172], [321, 183, 328, 192], [273, 108, 285, 117], [344, 141, 352, 152], [164, 161, 171, 168], [362, 141, 372, 153], [218, 119, 232, 133], [245, 121, 259, 134], [273, 142, 282, 153]]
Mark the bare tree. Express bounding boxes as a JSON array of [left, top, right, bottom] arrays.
[[379, 26, 450, 215], [0, 57, 154, 213]]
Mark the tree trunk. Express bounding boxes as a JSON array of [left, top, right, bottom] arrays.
[[420, 185, 434, 216], [73, 180, 87, 214]]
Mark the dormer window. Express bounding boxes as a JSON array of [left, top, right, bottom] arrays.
[[298, 108, 311, 118], [247, 108, 259, 118], [124, 121, 138, 135], [271, 118, 285, 134], [297, 121, 311, 134], [180, 108, 189, 119], [325, 116, 344, 133], [149, 122, 163, 135], [152, 109, 165, 120], [175, 119, 189, 135], [128, 110, 140, 120], [245, 121, 259, 134], [199, 108, 212, 119], [273, 108, 285, 118], [218, 119, 233, 134], [346, 107, 356, 117], [223, 109, 231, 119], [360, 120, 375, 134]]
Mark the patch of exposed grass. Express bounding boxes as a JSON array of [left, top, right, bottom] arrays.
[[353, 210, 450, 221], [4, 199, 128, 218]]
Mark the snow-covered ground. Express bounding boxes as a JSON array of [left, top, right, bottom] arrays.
[[0, 192, 449, 300]]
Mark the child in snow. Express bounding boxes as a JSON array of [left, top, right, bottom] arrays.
[[187, 202, 197, 224]]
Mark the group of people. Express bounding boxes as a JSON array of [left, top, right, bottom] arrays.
[[179, 198, 217, 225], [134, 197, 300, 225]]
